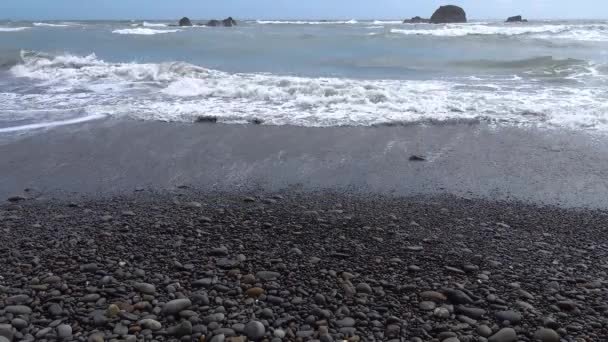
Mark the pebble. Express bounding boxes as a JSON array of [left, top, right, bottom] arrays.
[[488, 328, 517, 342], [420, 301, 436, 310], [434, 307, 450, 319], [534, 328, 560, 342], [495, 310, 522, 324], [419, 291, 447, 302], [139, 319, 162, 331], [477, 325, 493, 337], [336, 317, 356, 328], [57, 324, 72, 339], [0, 324, 13, 341], [5, 305, 32, 315], [168, 320, 192, 337], [162, 298, 192, 315], [11, 318, 28, 330], [244, 321, 265, 341], [255, 271, 280, 281], [355, 283, 372, 294], [134, 282, 156, 294]]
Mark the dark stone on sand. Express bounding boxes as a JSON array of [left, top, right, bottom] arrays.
[[7, 195, 26, 202], [496, 310, 522, 324], [162, 298, 192, 315], [244, 321, 265, 340], [534, 328, 560, 342], [430, 5, 467, 24], [409, 155, 426, 161], [403, 16, 430, 24], [195, 115, 218, 123], [488, 328, 517, 342], [506, 15, 528, 23], [179, 17, 193, 26], [443, 288, 473, 304]]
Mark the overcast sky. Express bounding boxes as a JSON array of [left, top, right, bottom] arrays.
[[1, 0, 606, 20]]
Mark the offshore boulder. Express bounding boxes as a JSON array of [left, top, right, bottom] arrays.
[[430, 5, 467, 24], [403, 16, 430, 24], [178, 17, 192, 26], [506, 15, 528, 23], [206, 17, 237, 27]]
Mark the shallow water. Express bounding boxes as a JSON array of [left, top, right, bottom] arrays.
[[0, 19, 607, 132]]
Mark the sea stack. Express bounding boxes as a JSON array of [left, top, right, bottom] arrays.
[[178, 17, 192, 26], [506, 15, 528, 23], [430, 5, 467, 24], [403, 16, 430, 24], [206, 17, 237, 27]]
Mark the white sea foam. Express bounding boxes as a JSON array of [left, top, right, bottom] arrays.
[[256, 20, 358, 25], [112, 28, 180, 35], [0, 114, 106, 133], [5, 51, 608, 130], [33, 22, 70, 27], [372, 20, 402, 25], [0, 27, 31, 32], [142, 21, 169, 27], [390, 23, 608, 41]]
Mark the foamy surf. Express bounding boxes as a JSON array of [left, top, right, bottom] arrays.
[[142, 21, 169, 27], [0, 114, 106, 133], [33, 22, 70, 27], [112, 28, 181, 35], [4, 51, 608, 131], [0, 27, 31, 32], [390, 23, 608, 41], [256, 20, 358, 25]]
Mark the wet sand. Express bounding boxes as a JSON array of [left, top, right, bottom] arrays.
[[1, 119, 608, 208]]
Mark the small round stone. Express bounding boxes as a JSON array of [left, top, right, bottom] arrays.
[[534, 328, 560, 342], [57, 324, 73, 339], [244, 321, 265, 341]]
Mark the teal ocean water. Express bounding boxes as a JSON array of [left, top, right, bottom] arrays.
[[0, 19, 607, 132]]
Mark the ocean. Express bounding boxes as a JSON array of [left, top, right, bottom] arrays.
[[1, 19, 607, 134]]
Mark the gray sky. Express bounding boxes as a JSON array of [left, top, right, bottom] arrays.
[[1, 0, 606, 20]]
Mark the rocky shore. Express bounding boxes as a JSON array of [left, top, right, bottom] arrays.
[[1, 191, 607, 342]]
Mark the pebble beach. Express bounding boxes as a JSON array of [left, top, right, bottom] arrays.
[[1, 191, 607, 342]]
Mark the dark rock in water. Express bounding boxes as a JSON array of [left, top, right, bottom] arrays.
[[430, 5, 467, 24], [223, 17, 237, 27], [403, 16, 430, 24], [207, 17, 237, 27], [506, 15, 528, 23], [179, 17, 193, 26], [195, 115, 218, 123], [409, 155, 426, 162]]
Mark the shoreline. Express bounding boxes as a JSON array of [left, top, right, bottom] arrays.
[[2, 118, 608, 208]]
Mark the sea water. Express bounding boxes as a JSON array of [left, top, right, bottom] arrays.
[[0, 19, 607, 132]]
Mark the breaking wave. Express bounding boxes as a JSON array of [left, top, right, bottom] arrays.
[[112, 28, 181, 35], [256, 20, 358, 25], [3, 51, 608, 130], [390, 23, 608, 41], [33, 22, 70, 27], [0, 27, 31, 32]]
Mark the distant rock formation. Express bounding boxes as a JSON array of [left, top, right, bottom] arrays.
[[206, 17, 237, 27], [506, 15, 528, 23], [430, 5, 467, 24], [403, 16, 430, 24], [179, 17, 192, 27]]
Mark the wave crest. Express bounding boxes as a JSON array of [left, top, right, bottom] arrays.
[[5, 51, 608, 130], [390, 23, 608, 41], [112, 28, 180, 35]]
